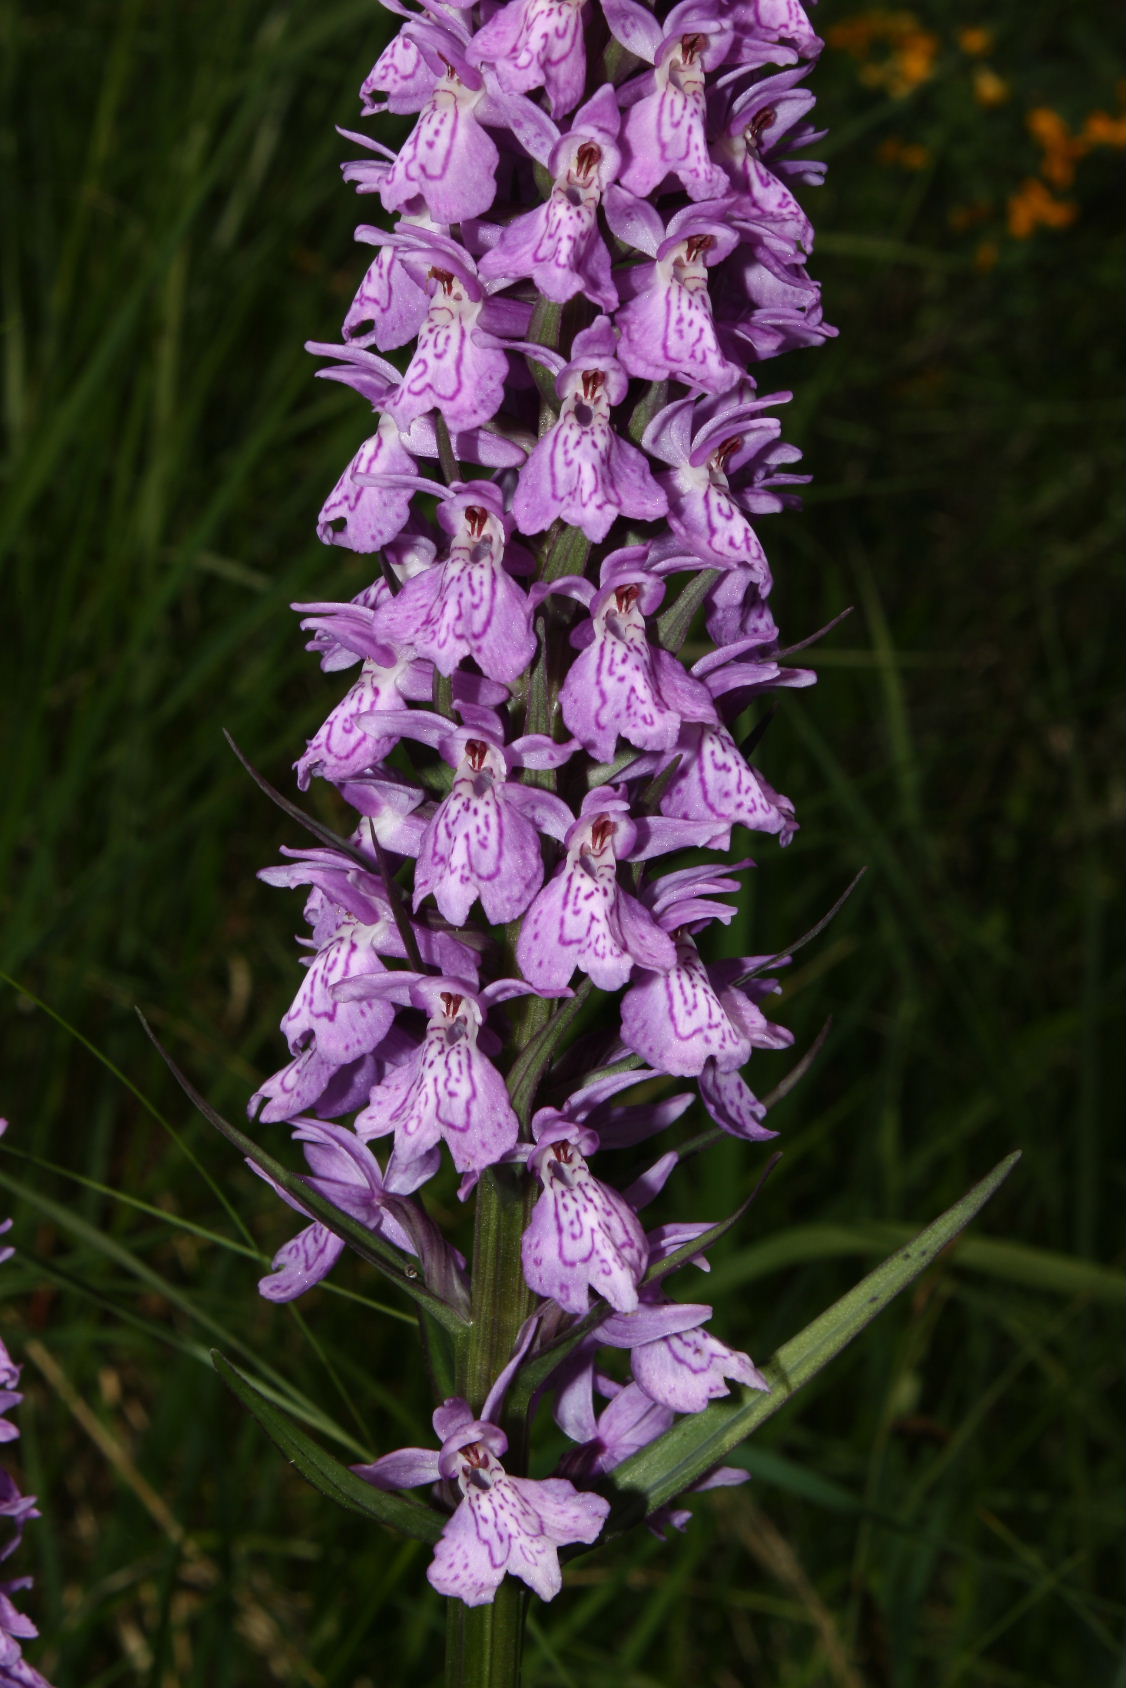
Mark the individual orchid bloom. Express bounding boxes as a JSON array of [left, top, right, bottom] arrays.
[[315, 412, 419, 553], [593, 1265, 771, 1413], [620, 936, 793, 1077], [711, 66, 826, 248], [346, 977, 552, 1185], [355, 1397, 610, 1605], [387, 236, 512, 432], [297, 576, 432, 667], [520, 1111, 648, 1313], [378, 21, 502, 224], [662, 719, 798, 842], [705, 564, 781, 647], [629, 1318, 770, 1412], [259, 847, 474, 1056], [478, 87, 622, 307], [642, 386, 805, 576], [250, 1043, 388, 1127], [343, 217, 437, 350], [308, 334, 531, 472], [469, 0, 588, 117], [622, 640, 812, 843], [253, 1120, 418, 1302], [611, 6, 733, 202], [512, 317, 668, 542], [369, 482, 538, 683], [360, 16, 445, 116], [354, 704, 574, 925], [720, 216, 837, 359], [611, 198, 745, 392], [555, 1372, 675, 1479], [292, 640, 433, 790], [728, 0, 823, 61], [314, 232, 527, 436], [557, 551, 717, 762], [516, 785, 724, 992], [337, 770, 433, 862]]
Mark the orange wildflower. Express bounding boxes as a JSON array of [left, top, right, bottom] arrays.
[[826, 10, 938, 97], [1082, 110, 1126, 149], [1027, 107, 1085, 188], [1007, 177, 1078, 239], [972, 66, 1009, 107], [957, 26, 993, 55]]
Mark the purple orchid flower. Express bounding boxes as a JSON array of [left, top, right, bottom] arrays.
[[360, 10, 450, 117], [386, 233, 514, 432], [608, 3, 734, 202], [643, 386, 806, 576], [478, 86, 622, 307], [252, 1119, 419, 1302], [292, 641, 433, 790], [355, 1395, 609, 1605], [620, 931, 793, 1078], [343, 976, 559, 1185], [375, 19, 502, 224], [257, 846, 477, 1067], [355, 704, 574, 925], [343, 215, 439, 351], [711, 65, 826, 247], [556, 1373, 676, 1478], [520, 1110, 649, 1313], [368, 481, 538, 683], [621, 640, 814, 843], [718, 214, 837, 359], [704, 563, 780, 646], [512, 318, 668, 542], [610, 197, 746, 392], [556, 550, 717, 762], [623, 1312, 770, 1412], [516, 786, 725, 992], [249, 1038, 403, 1127], [315, 412, 419, 554], [729, 0, 822, 61], [469, 0, 589, 118]]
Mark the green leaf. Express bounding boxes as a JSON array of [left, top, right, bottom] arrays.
[[606, 1151, 1021, 1522], [707, 1220, 1123, 1307], [656, 568, 720, 655], [212, 1350, 442, 1543], [139, 1013, 470, 1334], [505, 980, 594, 1125], [223, 730, 373, 870]]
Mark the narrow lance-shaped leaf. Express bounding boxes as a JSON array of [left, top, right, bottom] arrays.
[[212, 1350, 443, 1543], [137, 1012, 470, 1334], [604, 1152, 1021, 1523]]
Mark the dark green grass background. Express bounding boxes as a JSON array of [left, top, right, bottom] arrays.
[[2, 1, 1122, 1683]]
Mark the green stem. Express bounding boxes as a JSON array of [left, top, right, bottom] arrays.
[[463, 1162, 536, 1423], [444, 1161, 536, 1688], [445, 1582, 528, 1688]]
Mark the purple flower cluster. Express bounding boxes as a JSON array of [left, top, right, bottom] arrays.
[[254, 0, 828, 1607], [0, 1127, 54, 1688]]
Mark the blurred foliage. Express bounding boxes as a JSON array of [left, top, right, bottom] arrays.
[[1, 0, 1122, 1684]]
